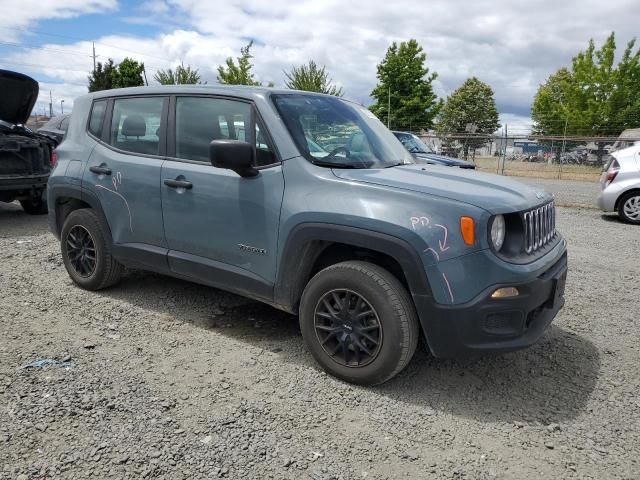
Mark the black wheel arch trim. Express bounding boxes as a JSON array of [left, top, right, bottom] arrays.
[[48, 184, 113, 246], [274, 223, 434, 313]]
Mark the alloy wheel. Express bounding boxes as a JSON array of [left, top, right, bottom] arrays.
[[623, 195, 640, 220], [66, 225, 97, 277], [313, 289, 383, 367]]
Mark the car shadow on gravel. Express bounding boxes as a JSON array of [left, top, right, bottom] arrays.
[[0, 201, 49, 239], [379, 324, 600, 424], [98, 271, 600, 425], [97, 270, 302, 338]]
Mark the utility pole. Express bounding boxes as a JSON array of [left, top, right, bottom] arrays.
[[501, 124, 508, 175], [91, 42, 97, 72], [142, 66, 149, 86], [49, 90, 53, 117], [559, 116, 568, 179], [387, 86, 391, 128], [60, 100, 65, 115]]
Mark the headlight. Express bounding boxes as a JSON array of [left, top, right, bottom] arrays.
[[490, 215, 506, 251]]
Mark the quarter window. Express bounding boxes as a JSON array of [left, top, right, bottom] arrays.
[[255, 122, 276, 166], [109, 97, 165, 155], [88, 100, 107, 138]]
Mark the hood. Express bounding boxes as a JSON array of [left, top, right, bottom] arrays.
[[414, 152, 475, 168], [0, 69, 39, 125], [333, 164, 552, 214]]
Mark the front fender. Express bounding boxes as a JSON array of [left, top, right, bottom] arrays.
[[274, 223, 433, 311]]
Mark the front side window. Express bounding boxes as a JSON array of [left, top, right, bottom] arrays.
[[394, 132, 433, 154], [109, 97, 164, 155], [175, 97, 276, 166], [176, 97, 250, 162], [272, 94, 413, 169], [88, 101, 107, 138]]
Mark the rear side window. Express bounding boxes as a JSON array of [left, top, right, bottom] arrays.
[[88, 101, 107, 138], [109, 97, 165, 156]]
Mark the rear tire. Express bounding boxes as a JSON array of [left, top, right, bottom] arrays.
[[61, 209, 122, 290], [618, 191, 640, 224], [299, 261, 419, 386], [20, 192, 48, 215]]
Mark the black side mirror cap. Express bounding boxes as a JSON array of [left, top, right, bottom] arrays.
[[209, 139, 258, 177]]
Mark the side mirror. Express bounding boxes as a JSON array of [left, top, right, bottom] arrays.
[[209, 139, 258, 177]]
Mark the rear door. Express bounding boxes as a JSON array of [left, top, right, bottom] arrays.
[[161, 95, 284, 299], [84, 95, 168, 249]]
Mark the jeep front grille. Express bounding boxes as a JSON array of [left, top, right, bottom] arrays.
[[523, 201, 556, 254]]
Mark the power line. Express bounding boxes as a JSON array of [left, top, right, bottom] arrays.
[[0, 26, 175, 62]]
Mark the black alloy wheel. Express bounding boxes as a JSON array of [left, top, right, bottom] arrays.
[[65, 225, 97, 277], [314, 289, 383, 367]]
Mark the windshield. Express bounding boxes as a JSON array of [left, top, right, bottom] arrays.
[[394, 132, 434, 154], [272, 94, 413, 168]]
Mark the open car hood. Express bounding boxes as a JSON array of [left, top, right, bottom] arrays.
[[0, 69, 39, 125]]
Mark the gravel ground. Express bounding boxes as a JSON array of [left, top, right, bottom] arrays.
[[520, 178, 601, 209], [1, 199, 639, 480]]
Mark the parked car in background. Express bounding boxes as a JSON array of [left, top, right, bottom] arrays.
[[0, 69, 56, 214], [598, 143, 640, 224], [393, 131, 475, 169], [49, 86, 567, 385], [38, 114, 71, 145]]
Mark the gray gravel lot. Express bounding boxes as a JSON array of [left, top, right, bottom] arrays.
[[520, 178, 601, 208], [1, 199, 639, 479]]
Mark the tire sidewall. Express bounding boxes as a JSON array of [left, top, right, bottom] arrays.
[[299, 264, 409, 385], [61, 209, 108, 290]]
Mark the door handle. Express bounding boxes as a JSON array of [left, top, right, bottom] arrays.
[[89, 165, 112, 175], [164, 179, 193, 189]]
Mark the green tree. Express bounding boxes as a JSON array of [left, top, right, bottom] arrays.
[[435, 77, 500, 159], [369, 39, 439, 130], [88, 59, 115, 92], [154, 63, 202, 85], [217, 41, 264, 86], [283, 60, 343, 96], [111, 58, 145, 89], [532, 33, 640, 159]]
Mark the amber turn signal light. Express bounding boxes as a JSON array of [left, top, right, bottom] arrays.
[[460, 216, 475, 246]]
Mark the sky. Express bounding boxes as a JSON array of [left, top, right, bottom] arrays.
[[1, 0, 639, 133]]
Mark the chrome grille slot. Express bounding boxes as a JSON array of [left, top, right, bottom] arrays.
[[523, 201, 556, 254]]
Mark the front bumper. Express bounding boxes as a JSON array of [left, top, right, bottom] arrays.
[[415, 251, 568, 358]]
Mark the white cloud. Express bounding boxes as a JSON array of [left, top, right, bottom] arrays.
[[0, 0, 117, 40], [3, 0, 639, 124]]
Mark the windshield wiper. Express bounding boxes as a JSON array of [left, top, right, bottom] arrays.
[[309, 159, 361, 169]]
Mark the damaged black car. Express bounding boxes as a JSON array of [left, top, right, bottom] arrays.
[[0, 69, 56, 214]]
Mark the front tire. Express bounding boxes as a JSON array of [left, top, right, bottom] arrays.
[[618, 192, 640, 224], [299, 261, 419, 386], [60, 209, 122, 290]]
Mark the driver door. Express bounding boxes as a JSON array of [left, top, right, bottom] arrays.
[[160, 96, 284, 300]]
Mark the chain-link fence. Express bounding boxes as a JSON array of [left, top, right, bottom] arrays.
[[413, 131, 640, 181]]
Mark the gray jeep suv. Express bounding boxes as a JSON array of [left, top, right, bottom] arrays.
[[48, 86, 568, 385]]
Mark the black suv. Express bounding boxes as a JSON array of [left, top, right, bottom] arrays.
[[0, 70, 56, 214]]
